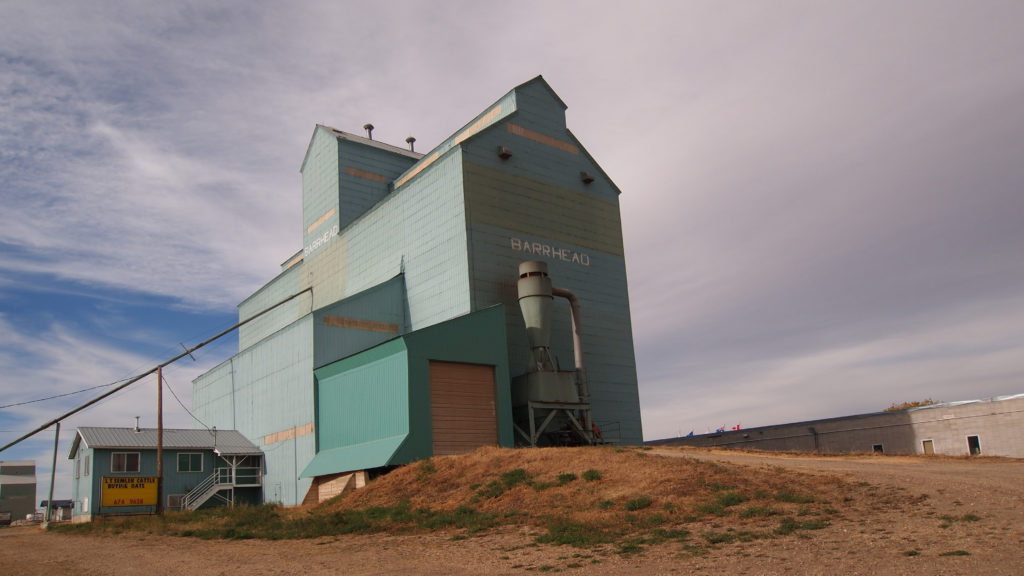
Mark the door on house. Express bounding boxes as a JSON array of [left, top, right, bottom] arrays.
[[922, 439, 934, 455]]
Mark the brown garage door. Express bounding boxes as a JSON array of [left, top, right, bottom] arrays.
[[429, 361, 497, 455]]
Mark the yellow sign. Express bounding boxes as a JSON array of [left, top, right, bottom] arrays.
[[102, 477, 158, 507]]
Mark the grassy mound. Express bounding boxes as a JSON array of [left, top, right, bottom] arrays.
[[52, 446, 860, 554]]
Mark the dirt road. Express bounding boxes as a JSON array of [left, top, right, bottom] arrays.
[[2, 448, 1021, 575]]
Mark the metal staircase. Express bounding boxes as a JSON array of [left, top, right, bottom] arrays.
[[184, 466, 262, 511]]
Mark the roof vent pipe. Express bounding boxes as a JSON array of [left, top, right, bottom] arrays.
[[134, 416, 140, 432], [405, 136, 416, 151], [363, 123, 374, 140]]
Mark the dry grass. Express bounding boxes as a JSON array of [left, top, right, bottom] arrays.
[[319, 445, 846, 517], [56, 446, 867, 553], [298, 445, 856, 549]]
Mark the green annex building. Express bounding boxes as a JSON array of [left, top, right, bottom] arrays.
[[193, 76, 641, 506]]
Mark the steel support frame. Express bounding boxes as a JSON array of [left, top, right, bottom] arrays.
[[513, 401, 594, 447]]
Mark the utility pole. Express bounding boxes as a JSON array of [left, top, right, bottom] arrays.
[[156, 367, 163, 515], [44, 422, 59, 526]]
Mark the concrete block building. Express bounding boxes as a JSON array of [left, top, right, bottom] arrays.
[[193, 76, 642, 506], [0, 460, 35, 523], [649, 394, 1024, 457]]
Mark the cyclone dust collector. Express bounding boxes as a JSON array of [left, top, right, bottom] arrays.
[[512, 261, 597, 446]]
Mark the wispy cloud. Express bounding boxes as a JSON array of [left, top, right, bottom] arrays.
[[0, 309, 225, 499], [2, 1, 1023, 467]]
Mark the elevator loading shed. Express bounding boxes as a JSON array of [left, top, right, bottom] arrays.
[[192, 76, 642, 506]]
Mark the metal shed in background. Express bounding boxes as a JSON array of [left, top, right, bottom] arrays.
[[0, 461, 35, 523], [648, 394, 1024, 457]]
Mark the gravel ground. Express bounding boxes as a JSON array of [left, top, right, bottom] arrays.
[[2, 448, 1021, 575]]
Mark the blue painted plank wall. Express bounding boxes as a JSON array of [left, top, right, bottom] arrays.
[[459, 81, 643, 445]]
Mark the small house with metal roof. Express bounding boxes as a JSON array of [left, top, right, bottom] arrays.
[[68, 426, 263, 522]]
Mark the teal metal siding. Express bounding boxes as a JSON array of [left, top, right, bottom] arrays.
[[315, 339, 410, 452], [392, 90, 517, 192], [237, 263, 309, 350], [301, 127, 341, 250], [312, 275, 408, 369], [239, 149, 472, 337], [402, 305, 514, 456], [336, 139, 417, 230], [194, 315, 315, 506], [198, 145, 474, 501], [192, 359, 236, 429], [343, 149, 471, 328], [306, 306, 512, 478]]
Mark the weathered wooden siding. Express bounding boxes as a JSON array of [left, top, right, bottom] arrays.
[[194, 315, 315, 505], [460, 81, 642, 445]]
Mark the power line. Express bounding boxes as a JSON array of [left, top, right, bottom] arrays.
[[0, 316, 241, 411], [161, 373, 211, 431], [0, 287, 312, 454], [0, 378, 130, 410]]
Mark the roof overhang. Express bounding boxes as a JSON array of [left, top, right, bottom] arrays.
[[299, 434, 408, 479]]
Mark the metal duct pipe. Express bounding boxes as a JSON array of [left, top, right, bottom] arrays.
[[551, 286, 589, 404]]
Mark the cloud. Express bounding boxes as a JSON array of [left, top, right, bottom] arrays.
[[0, 310, 225, 500], [2, 0, 1024, 461], [641, 294, 1024, 439]]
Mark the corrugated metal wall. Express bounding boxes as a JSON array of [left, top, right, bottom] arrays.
[[316, 340, 410, 451]]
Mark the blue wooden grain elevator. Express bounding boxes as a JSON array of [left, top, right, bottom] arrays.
[[192, 76, 641, 505]]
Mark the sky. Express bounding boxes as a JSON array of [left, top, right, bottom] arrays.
[[2, 1, 1023, 502]]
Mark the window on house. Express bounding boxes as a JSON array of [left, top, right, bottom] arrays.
[[111, 452, 140, 473], [84, 454, 90, 476], [177, 453, 203, 473], [75, 457, 80, 479]]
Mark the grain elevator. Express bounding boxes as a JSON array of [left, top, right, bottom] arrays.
[[192, 76, 641, 505]]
